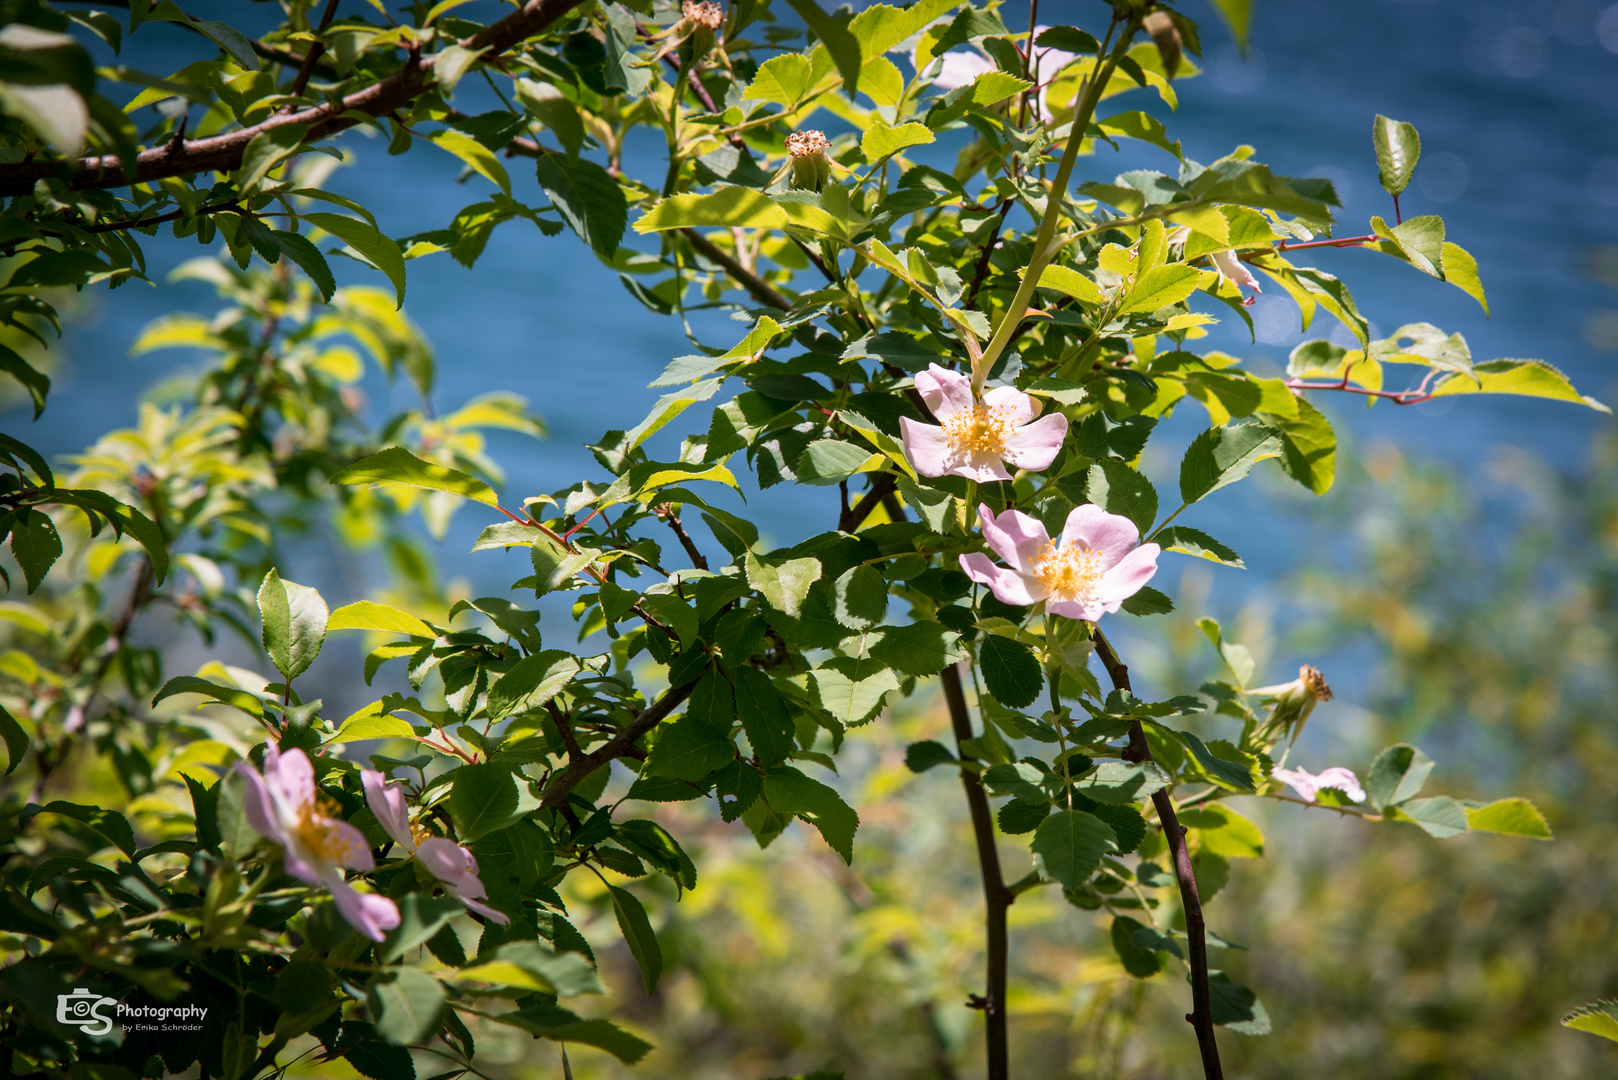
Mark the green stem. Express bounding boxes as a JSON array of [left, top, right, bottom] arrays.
[[972, 16, 1138, 394]]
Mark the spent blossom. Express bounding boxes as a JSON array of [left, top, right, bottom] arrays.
[[914, 26, 1077, 120], [786, 129, 833, 191], [362, 769, 510, 925], [1271, 765, 1366, 804], [234, 746, 401, 941], [1211, 249, 1262, 306], [899, 363, 1066, 482], [960, 503, 1160, 621]]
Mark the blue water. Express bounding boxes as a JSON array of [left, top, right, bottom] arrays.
[[5, 0, 1616, 628]]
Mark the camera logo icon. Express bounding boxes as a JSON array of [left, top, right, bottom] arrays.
[[56, 988, 117, 1036]]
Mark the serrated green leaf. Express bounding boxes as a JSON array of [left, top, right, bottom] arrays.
[[536, 153, 626, 258], [1206, 970, 1270, 1034], [257, 569, 328, 682], [486, 651, 579, 720], [1177, 422, 1281, 505], [366, 968, 445, 1045], [608, 885, 662, 994], [862, 121, 934, 161], [1372, 114, 1421, 197], [1395, 795, 1469, 839], [762, 765, 860, 863], [330, 446, 498, 506], [1429, 359, 1609, 413], [745, 552, 821, 617], [328, 600, 435, 638], [869, 621, 964, 677], [978, 633, 1042, 710], [1464, 797, 1551, 839], [431, 128, 511, 194], [1365, 743, 1433, 811], [1087, 460, 1158, 535], [302, 212, 406, 306], [1155, 526, 1243, 568], [1563, 1000, 1618, 1043], [1031, 809, 1115, 889]]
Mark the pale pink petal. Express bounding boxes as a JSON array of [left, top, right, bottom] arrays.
[[977, 505, 1050, 575], [957, 453, 1013, 483], [361, 770, 415, 853], [922, 49, 996, 90], [1211, 249, 1261, 293], [1093, 543, 1160, 604], [325, 872, 400, 942], [960, 553, 1042, 607], [1060, 504, 1141, 567], [913, 363, 973, 421], [324, 818, 376, 872], [1272, 767, 1322, 802], [1047, 596, 1108, 621], [459, 896, 511, 925], [266, 748, 316, 818], [899, 417, 952, 478], [981, 385, 1036, 425], [417, 838, 509, 923], [999, 412, 1067, 472], [232, 761, 285, 846], [1315, 767, 1366, 803]]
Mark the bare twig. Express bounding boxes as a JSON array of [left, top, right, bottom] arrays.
[[1091, 629, 1223, 1079], [655, 506, 709, 570], [537, 680, 697, 809], [679, 228, 794, 310]]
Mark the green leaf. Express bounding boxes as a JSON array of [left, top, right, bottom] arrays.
[[1207, 0, 1252, 49], [1076, 761, 1169, 805], [869, 622, 964, 677], [328, 701, 416, 743], [608, 885, 662, 994], [271, 230, 336, 301], [1429, 359, 1609, 413], [151, 675, 266, 719], [302, 212, 406, 306], [449, 763, 539, 841], [1441, 241, 1488, 315], [1031, 809, 1115, 889], [0, 345, 51, 418], [1112, 915, 1168, 978], [238, 122, 307, 193], [623, 378, 724, 451], [784, 0, 861, 93], [1177, 421, 1281, 505], [1173, 729, 1255, 792], [978, 633, 1042, 710], [1119, 585, 1173, 616], [734, 667, 795, 766], [1272, 395, 1336, 495], [1206, 971, 1270, 1034], [0, 702, 27, 775], [742, 52, 817, 108], [343, 1037, 414, 1080], [1179, 803, 1264, 857], [1394, 795, 1469, 839], [1371, 214, 1444, 279], [1155, 526, 1243, 568], [832, 564, 887, 629], [925, 69, 1032, 129], [1372, 114, 1421, 197], [328, 600, 435, 638], [373, 893, 462, 965], [1562, 1000, 1618, 1043], [366, 967, 445, 1045], [1464, 797, 1551, 839], [7, 508, 61, 593], [257, 569, 328, 683], [745, 552, 821, 617], [904, 740, 955, 773], [635, 186, 838, 235], [535, 153, 626, 258], [24, 801, 136, 857], [809, 657, 899, 726], [1086, 460, 1158, 535], [762, 765, 860, 863], [998, 798, 1051, 835], [457, 941, 604, 997], [1364, 743, 1433, 811], [485, 650, 579, 720], [861, 121, 934, 162], [431, 129, 511, 194], [490, 1007, 651, 1063], [795, 439, 884, 486], [1122, 264, 1200, 314], [644, 718, 734, 780], [330, 446, 499, 507]]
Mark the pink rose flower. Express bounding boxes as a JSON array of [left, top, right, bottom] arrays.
[[235, 746, 401, 942], [362, 769, 510, 925], [959, 503, 1160, 621], [1271, 765, 1366, 803], [899, 364, 1067, 482]]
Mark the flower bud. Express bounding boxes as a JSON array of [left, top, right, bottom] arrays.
[[786, 129, 833, 192], [1142, 11, 1182, 79], [675, 1, 723, 58]]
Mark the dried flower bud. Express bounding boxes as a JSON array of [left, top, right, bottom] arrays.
[[1255, 664, 1333, 734], [786, 129, 832, 191], [672, 0, 723, 58], [681, 0, 723, 31], [1143, 11, 1182, 79]]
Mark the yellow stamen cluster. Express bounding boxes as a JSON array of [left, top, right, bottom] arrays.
[[941, 402, 1015, 456], [1033, 541, 1104, 602], [409, 822, 434, 847], [291, 797, 363, 865], [786, 129, 829, 157], [681, 0, 723, 30]]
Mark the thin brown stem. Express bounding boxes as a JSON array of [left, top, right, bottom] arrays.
[[655, 506, 708, 571], [288, 0, 343, 100], [1091, 629, 1224, 1080], [680, 228, 793, 310], [537, 680, 697, 809], [940, 664, 1011, 1080], [839, 473, 896, 533]]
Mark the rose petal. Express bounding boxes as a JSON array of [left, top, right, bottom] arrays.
[[232, 761, 284, 846], [977, 505, 1050, 575], [1094, 543, 1160, 604], [1046, 596, 1109, 621], [267, 748, 316, 823], [361, 770, 414, 852], [1315, 767, 1366, 803], [1272, 766, 1321, 802], [899, 417, 952, 478], [326, 873, 400, 942], [956, 453, 1013, 483], [982, 385, 1036, 426], [1000, 412, 1067, 472], [1212, 249, 1261, 293], [459, 896, 512, 925], [324, 818, 376, 872], [914, 363, 973, 421], [1059, 504, 1140, 566], [960, 553, 1042, 607], [923, 49, 996, 90]]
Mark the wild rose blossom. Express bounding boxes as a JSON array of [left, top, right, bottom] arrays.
[[1271, 765, 1366, 803], [235, 746, 401, 941], [1211, 249, 1262, 306], [362, 769, 510, 925], [899, 364, 1066, 482], [960, 503, 1160, 621]]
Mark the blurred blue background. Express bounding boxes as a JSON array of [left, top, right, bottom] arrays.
[[6, 0, 1616, 644]]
